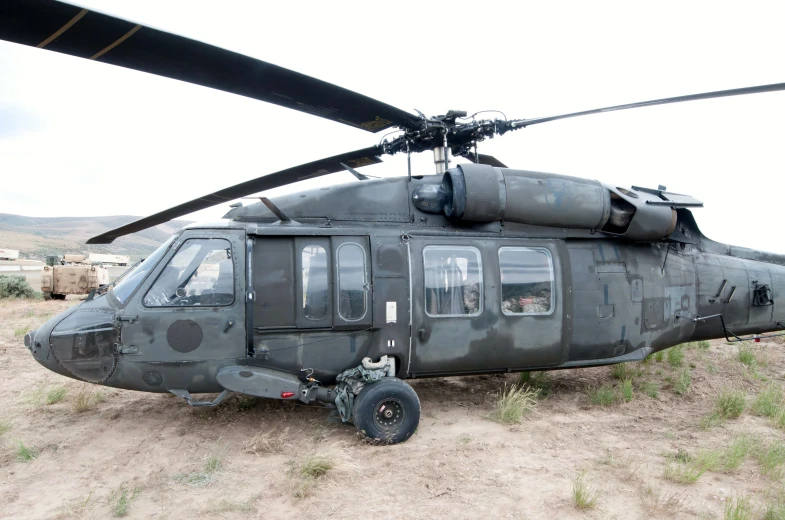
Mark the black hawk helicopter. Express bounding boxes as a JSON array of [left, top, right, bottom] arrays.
[[6, 0, 785, 444]]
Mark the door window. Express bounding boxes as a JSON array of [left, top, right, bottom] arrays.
[[144, 238, 234, 307], [337, 243, 367, 321], [423, 246, 483, 317], [498, 247, 553, 315], [302, 245, 329, 320]]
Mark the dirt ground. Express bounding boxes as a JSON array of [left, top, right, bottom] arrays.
[[1, 298, 784, 520]]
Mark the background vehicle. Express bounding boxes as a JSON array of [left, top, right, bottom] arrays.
[[41, 254, 109, 300], [88, 253, 130, 266], [0, 249, 19, 261]]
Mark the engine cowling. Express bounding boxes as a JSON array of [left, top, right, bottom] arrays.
[[412, 163, 678, 241]]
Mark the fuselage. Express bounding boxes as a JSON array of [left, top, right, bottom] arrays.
[[25, 171, 785, 393]]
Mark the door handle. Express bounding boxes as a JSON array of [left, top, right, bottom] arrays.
[[418, 328, 429, 342], [224, 319, 235, 333]]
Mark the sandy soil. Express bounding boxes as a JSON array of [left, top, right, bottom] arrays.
[[1, 298, 784, 519]]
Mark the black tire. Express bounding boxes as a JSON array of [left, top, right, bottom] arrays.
[[352, 378, 420, 444], [42, 292, 52, 301]]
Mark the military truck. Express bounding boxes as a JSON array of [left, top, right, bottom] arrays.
[[41, 254, 109, 300], [88, 253, 130, 266], [0, 248, 19, 260]]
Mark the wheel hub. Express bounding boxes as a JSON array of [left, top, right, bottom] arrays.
[[373, 399, 405, 432]]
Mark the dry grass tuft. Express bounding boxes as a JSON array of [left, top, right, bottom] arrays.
[[572, 471, 600, 510], [663, 462, 704, 484], [489, 384, 539, 424], [754, 441, 785, 479], [46, 387, 67, 405], [694, 436, 752, 473], [753, 386, 784, 418], [715, 389, 747, 419], [110, 486, 139, 518], [291, 451, 339, 499], [588, 384, 615, 406], [299, 453, 335, 479], [15, 440, 39, 462], [638, 484, 687, 516], [725, 495, 756, 520], [244, 426, 291, 455], [72, 389, 104, 413]]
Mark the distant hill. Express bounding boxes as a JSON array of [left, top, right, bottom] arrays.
[[0, 214, 193, 260]]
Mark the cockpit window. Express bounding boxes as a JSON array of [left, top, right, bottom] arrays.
[[144, 238, 234, 307], [111, 236, 175, 304]]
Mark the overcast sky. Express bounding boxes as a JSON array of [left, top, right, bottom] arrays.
[[1, 0, 784, 253]]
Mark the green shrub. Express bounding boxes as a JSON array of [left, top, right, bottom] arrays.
[[0, 275, 35, 299], [621, 379, 633, 402], [667, 345, 685, 367], [755, 441, 785, 479], [738, 345, 757, 367], [672, 369, 692, 395], [715, 390, 746, 419], [519, 371, 551, 397], [753, 386, 784, 418], [610, 363, 630, 380], [654, 351, 665, 362], [643, 382, 659, 399], [589, 385, 615, 406]]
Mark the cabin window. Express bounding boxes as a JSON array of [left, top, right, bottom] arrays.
[[337, 243, 367, 321], [498, 247, 553, 315], [423, 246, 483, 317], [302, 245, 329, 321], [144, 238, 234, 307]]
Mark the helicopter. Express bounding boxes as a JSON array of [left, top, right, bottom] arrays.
[[5, 0, 785, 444]]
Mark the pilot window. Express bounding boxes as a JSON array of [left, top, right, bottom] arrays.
[[302, 245, 329, 321], [337, 243, 367, 321], [498, 247, 553, 315], [423, 246, 482, 317], [144, 238, 234, 307]]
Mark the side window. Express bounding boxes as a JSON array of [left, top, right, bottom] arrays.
[[302, 245, 329, 320], [498, 247, 553, 315], [144, 238, 234, 307], [423, 246, 482, 317], [337, 243, 367, 321]]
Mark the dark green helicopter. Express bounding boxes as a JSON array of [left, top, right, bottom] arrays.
[[6, 0, 785, 444]]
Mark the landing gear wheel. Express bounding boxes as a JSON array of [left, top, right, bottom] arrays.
[[352, 378, 420, 444]]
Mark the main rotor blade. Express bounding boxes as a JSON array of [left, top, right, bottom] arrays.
[[0, 0, 418, 133], [516, 82, 785, 128], [86, 146, 383, 244]]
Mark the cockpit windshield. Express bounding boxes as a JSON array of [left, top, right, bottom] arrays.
[[110, 236, 176, 304]]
